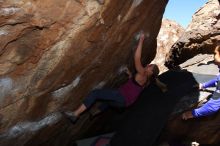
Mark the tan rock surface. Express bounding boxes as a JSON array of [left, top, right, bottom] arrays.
[[152, 19, 184, 73], [0, 0, 168, 145]]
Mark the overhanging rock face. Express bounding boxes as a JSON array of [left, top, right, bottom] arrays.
[[165, 0, 220, 69], [0, 0, 168, 145]]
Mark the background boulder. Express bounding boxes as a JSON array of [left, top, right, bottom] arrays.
[[165, 0, 220, 69], [152, 19, 184, 72]]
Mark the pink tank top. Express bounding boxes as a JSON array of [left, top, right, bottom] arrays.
[[119, 78, 144, 107]]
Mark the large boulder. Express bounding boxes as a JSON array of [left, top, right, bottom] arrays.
[[165, 0, 220, 69], [0, 0, 168, 145]]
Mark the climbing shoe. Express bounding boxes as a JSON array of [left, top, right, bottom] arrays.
[[61, 111, 78, 124]]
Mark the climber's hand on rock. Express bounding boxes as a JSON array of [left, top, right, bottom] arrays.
[[182, 111, 194, 120]]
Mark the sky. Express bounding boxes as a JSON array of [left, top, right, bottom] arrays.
[[163, 0, 208, 28]]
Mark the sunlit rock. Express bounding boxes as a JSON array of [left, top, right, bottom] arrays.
[[151, 19, 184, 73], [165, 0, 220, 69]]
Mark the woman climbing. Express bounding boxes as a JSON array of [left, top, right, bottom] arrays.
[[62, 32, 167, 124]]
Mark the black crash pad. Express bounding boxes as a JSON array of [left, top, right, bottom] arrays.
[[110, 70, 199, 146]]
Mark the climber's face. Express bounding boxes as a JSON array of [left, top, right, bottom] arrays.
[[214, 46, 220, 66]]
